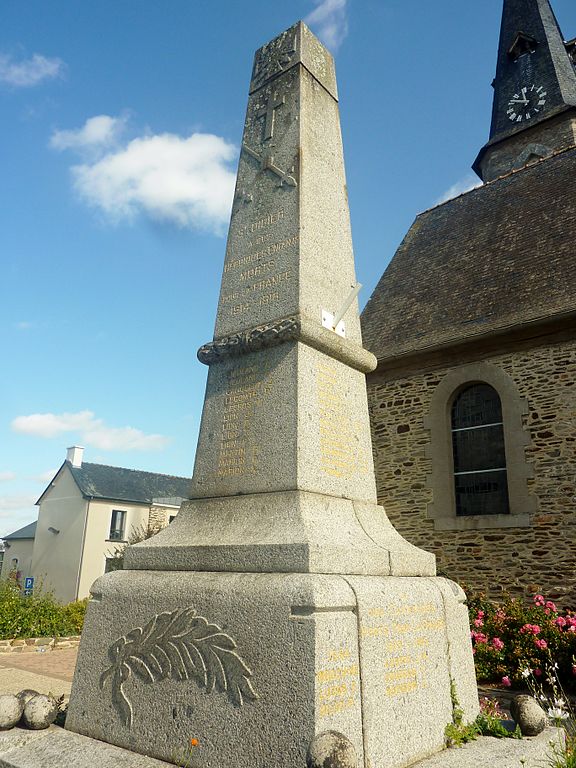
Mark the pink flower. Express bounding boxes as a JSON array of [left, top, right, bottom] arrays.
[[477, 610, 485, 619], [471, 630, 488, 644], [501, 676, 511, 687], [520, 623, 541, 635], [535, 638, 548, 650], [546, 601, 557, 612], [492, 637, 504, 651], [474, 618, 484, 628], [534, 594, 545, 606], [555, 617, 567, 628], [534, 668, 542, 677]]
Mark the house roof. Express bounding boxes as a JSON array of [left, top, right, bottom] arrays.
[[38, 462, 190, 506], [3, 521, 37, 540], [68, 462, 190, 504], [361, 146, 576, 363]]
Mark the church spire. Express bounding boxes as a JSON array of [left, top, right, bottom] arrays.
[[473, 0, 576, 181]]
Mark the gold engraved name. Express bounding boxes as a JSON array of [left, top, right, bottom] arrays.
[[316, 657, 359, 718], [316, 362, 371, 479], [360, 601, 445, 698], [215, 364, 272, 478]]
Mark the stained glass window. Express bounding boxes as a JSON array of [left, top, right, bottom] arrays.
[[451, 384, 509, 516]]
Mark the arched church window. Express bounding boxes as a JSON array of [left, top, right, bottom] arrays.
[[451, 384, 510, 517]]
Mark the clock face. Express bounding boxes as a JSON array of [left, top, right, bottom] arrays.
[[507, 84, 547, 123]]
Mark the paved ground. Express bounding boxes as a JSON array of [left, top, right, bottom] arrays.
[[0, 648, 78, 700]]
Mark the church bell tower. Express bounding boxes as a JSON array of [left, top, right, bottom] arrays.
[[473, 0, 576, 181]]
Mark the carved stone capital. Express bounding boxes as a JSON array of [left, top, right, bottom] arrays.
[[198, 315, 301, 364]]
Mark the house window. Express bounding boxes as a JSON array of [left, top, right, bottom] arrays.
[[451, 384, 510, 517], [109, 510, 127, 541]]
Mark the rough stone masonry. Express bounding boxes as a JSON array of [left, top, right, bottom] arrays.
[[64, 22, 479, 768]]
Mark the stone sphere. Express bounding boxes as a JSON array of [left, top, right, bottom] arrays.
[[21, 694, 59, 730], [307, 731, 357, 768], [0, 694, 24, 730], [16, 689, 39, 707], [510, 694, 547, 736]]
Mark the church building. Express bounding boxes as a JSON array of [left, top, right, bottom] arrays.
[[361, 0, 576, 604]]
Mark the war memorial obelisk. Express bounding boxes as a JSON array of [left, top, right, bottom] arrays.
[[66, 23, 479, 767]]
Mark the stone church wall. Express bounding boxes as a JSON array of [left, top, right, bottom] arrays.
[[366, 336, 576, 606]]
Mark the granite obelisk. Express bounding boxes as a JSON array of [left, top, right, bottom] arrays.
[[66, 23, 478, 767]]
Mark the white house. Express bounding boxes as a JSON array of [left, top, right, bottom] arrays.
[[1, 447, 190, 603], [0, 521, 36, 587]]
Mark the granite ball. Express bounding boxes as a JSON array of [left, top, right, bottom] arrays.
[[0, 694, 24, 730], [307, 731, 357, 768], [16, 689, 39, 707], [21, 694, 59, 730], [510, 694, 547, 736]]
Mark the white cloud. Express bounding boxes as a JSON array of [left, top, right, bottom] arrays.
[[14, 321, 33, 330], [305, 0, 349, 52], [0, 53, 64, 88], [50, 115, 127, 152], [436, 174, 482, 205], [0, 472, 16, 482], [11, 410, 169, 452], [51, 115, 237, 234]]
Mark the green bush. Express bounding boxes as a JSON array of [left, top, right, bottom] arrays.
[[466, 589, 576, 690], [0, 579, 87, 640]]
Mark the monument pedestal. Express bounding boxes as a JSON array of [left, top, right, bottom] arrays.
[[124, 492, 436, 576], [66, 570, 478, 768]]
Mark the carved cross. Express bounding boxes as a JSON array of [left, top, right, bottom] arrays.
[[241, 143, 297, 188], [257, 93, 285, 141]]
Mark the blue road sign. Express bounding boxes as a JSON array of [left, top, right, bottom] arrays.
[[24, 576, 34, 590]]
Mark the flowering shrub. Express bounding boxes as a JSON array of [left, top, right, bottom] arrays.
[[466, 590, 576, 691]]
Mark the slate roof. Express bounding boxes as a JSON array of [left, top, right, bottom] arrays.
[[361, 146, 576, 362], [484, 0, 576, 149], [38, 462, 190, 505], [3, 521, 37, 540]]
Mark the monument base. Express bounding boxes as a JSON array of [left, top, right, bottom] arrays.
[[0, 725, 565, 768], [66, 570, 478, 768], [124, 492, 436, 576]]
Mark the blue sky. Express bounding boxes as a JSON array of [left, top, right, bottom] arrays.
[[2, 0, 576, 538]]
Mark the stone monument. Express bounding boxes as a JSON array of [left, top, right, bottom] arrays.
[[66, 22, 479, 767]]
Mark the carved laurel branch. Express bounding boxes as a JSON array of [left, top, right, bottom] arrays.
[[99, 608, 258, 728], [197, 315, 301, 365]]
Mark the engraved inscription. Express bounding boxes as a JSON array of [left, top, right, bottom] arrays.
[[360, 602, 445, 698], [316, 362, 371, 479], [233, 209, 285, 245], [221, 227, 299, 319], [100, 608, 258, 728], [216, 364, 273, 477], [316, 647, 359, 718]]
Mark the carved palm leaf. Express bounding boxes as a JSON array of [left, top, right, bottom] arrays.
[[100, 608, 258, 727]]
